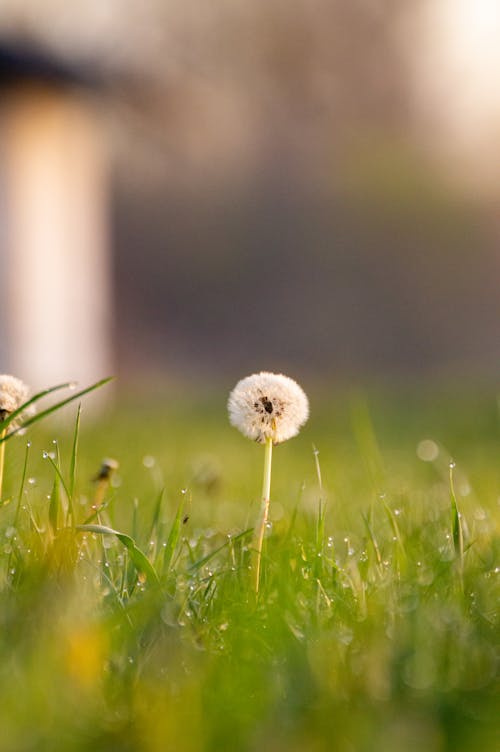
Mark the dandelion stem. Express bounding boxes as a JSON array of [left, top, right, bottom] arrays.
[[252, 436, 273, 594], [0, 428, 6, 500]]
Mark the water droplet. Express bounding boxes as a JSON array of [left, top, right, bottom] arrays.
[[42, 451, 48, 459], [142, 455, 155, 468], [26, 441, 31, 448], [449, 460, 456, 469], [52, 439, 57, 445], [394, 509, 401, 516], [181, 488, 187, 495], [27, 477, 36, 485], [68, 382, 77, 391], [417, 439, 439, 462]]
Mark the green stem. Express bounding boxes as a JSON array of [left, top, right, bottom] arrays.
[[0, 428, 6, 501], [252, 436, 273, 594]]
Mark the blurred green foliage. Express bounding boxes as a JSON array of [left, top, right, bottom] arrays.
[[0, 387, 498, 751]]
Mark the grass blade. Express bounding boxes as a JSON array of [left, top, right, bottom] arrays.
[[69, 404, 81, 502], [49, 474, 60, 535], [0, 378, 114, 444], [162, 493, 187, 575], [76, 524, 160, 585], [0, 382, 74, 433], [188, 529, 253, 573], [449, 462, 464, 563]]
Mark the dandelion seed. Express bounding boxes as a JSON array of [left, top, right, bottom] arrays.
[[228, 371, 309, 594], [0, 375, 35, 499], [0, 375, 34, 430], [228, 371, 309, 445]]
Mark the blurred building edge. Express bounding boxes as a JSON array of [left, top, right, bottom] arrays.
[[0, 41, 113, 397]]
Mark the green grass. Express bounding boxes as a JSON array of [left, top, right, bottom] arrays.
[[0, 387, 498, 751]]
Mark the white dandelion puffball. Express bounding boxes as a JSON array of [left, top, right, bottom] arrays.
[[0, 374, 33, 430], [228, 372, 309, 444]]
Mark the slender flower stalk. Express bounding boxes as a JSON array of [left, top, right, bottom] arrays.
[[252, 435, 273, 593], [228, 371, 309, 594], [0, 428, 6, 501]]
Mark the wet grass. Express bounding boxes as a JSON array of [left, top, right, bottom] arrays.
[[0, 386, 498, 751]]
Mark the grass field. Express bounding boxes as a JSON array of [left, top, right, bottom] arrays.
[[0, 384, 498, 751]]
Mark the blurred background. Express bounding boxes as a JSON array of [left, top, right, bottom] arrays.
[[0, 0, 499, 391]]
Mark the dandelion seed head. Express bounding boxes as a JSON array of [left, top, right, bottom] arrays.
[[228, 371, 309, 444], [0, 374, 34, 431]]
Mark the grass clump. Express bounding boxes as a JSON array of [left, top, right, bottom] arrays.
[[0, 387, 497, 752]]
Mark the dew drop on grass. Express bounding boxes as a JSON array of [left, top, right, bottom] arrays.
[[449, 460, 456, 469], [394, 509, 401, 516], [68, 382, 77, 391], [42, 452, 48, 459], [142, 455, 155, 468], [26, 441, 31, 448], [27, 478, 36, 485]]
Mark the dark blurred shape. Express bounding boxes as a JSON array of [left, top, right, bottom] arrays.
[[0, 40, 97, 88]]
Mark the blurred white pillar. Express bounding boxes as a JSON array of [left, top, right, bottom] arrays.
[[0, 83, 112, 389]]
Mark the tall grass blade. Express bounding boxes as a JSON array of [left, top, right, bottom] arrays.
[[0, 378, 113, 444], [161, 493, 186, 575], [0, 382, 73, 434], [68, 404, 81, 503], [48, 474, 60, 535], [449, 462, 464, 563], [76, 524, 160, 585]]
